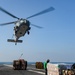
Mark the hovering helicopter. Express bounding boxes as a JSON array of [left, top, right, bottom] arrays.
[[0, 6, 55, 45]]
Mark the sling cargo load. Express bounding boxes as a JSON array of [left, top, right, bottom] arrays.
[[13, 59, 27, 70]]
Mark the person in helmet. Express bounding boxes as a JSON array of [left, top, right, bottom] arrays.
[[44, 59, 50, 75]]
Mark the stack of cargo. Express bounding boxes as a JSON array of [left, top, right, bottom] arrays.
[[62, 69, 75, 75], [47, 63, 75, 75], [35, 62, 44, 69], [13, 59, 27, 70], [47, 63, 59, 75]]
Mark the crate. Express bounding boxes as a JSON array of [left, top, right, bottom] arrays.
[[47, 63, 59, 75], [35, 62, 44, 69], [13, 59, 27, 70]]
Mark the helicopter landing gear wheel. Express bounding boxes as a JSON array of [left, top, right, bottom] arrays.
[[27, 31, 30, 35]]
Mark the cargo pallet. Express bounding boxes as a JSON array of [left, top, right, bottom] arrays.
[[13, 59, 27, 70]]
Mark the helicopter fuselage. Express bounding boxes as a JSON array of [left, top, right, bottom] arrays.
[[14, 19, 31, 41]]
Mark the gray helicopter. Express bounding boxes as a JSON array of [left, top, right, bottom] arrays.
[[0, 6, 55, 45]]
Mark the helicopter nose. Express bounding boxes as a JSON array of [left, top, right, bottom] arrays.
[[26, 20, 30, 26]]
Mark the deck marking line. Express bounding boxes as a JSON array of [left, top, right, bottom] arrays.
[[28, 69, 45, 74], [27, 67, 44, 71], [3, 64, 13, 67]]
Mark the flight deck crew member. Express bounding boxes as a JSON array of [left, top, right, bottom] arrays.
[[44, 59, 50, 75]]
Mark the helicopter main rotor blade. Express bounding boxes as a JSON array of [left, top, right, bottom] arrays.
[[0, 7, 19, 19], [31, 23, 43, 28], [26, 7, 55, 19], [0, 21, 16, 26]]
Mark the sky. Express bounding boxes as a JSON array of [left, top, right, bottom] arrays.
[[0, 0, 75, 62]]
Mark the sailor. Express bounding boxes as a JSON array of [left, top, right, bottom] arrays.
[[44, 59, 50, 75]]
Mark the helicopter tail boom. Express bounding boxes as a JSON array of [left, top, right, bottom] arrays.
[[7, 39, 23, 43]]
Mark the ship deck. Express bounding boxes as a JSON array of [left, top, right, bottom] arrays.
[[0, 64, 45, 75]]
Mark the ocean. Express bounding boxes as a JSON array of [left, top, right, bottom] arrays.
[[0, 62, 75, 69], [0, 62, 75, 65], [0, 62, 36, 65]]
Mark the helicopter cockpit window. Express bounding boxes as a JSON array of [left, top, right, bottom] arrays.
[[16, 22, 20, 26], [20, 20, 24, 23], [24, 19, 26, 23]]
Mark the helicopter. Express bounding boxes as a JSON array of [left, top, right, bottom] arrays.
[[0, 6, 55, 45]]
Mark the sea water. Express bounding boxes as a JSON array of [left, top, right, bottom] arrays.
[[0, 61, 75, 69], [0, 62, 36, 65], [0, 62, 74, 65]]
